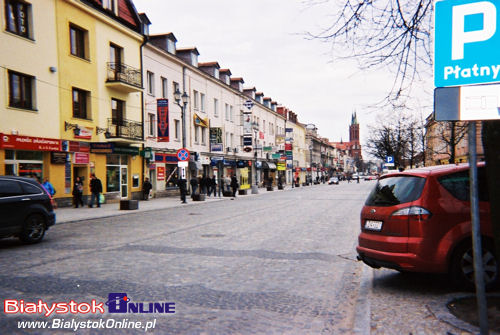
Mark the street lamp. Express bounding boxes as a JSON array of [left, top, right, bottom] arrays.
[[251, 121, 259, 194], [174, 88, 189, 149], [308, 144, 313, 186]]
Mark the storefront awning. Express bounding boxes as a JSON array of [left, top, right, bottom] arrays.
[[262, 162, 277, 170]]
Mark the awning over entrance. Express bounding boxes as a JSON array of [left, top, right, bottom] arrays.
[[262, 162, 277, 170]]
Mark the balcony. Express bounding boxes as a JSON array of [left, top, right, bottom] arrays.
[[106, 118, 143, 142], [106, 62, 143, 93]]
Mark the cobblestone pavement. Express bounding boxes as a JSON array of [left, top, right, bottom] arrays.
[[0, 182, 486, 334]]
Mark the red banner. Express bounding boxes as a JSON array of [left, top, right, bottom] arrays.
[[73, 152, 89, 164], [157, 99, 169, 142], [157, 166, 165, 180], [1, 133, 61, 151]]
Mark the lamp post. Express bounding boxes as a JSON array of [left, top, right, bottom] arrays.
[[309, 144, 313, 186], [174, 88, 189, 197], [251, 121, 259, 194]]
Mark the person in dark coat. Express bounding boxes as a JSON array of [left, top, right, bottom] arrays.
[[209, 175, 216, 196], [190, 176, 199, 199], [73, 176, 84, 208], [230, 175, 239, 197], [88, 173, 103, 208], [177, 178, 187, 203], [142, 177, 153, 200]]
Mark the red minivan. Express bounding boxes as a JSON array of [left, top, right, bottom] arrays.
[[356, 163, 499, 290]]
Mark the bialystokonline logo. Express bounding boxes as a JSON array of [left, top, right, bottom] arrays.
[[4, 293, 175, 317]]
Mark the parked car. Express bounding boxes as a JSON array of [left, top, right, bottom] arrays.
[[328, 177, 339, 185], [0, 176, 56, 243], [356, 163, 498, 290]]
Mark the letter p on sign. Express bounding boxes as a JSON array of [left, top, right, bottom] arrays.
[[452, 1, 497, 60]]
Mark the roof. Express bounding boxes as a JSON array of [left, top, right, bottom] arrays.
[[230, 77, 244, 83], [176, 47, 200, 55], [198, 61, 220, 68]]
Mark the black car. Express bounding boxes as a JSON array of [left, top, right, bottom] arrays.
[[0, 176, 56, 243]]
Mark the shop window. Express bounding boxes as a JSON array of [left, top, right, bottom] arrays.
[[8, 70, 35, 110], [106, 166, 120, 192], [16, 150, 42, 160], [5, 0, 31, 39], [70, 23, 88, 59]]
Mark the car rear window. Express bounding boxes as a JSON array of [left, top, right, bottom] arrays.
[[438, 167, 488, 202], [365, 176, 426, 206], [20, 181, 43, 195]]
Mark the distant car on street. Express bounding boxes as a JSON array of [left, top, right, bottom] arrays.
[[328, 177, 339, 185], [364, 175, 377, 181], [0, 176, 56, 243], [356, 163, 498, 290]]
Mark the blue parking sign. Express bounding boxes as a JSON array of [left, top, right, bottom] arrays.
[[435, 0, 500, 87]]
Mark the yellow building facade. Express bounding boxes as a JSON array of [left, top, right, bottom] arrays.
[[1, 0, 146, 206]]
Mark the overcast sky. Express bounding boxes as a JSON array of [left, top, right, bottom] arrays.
[[133, 0, 433, 154]]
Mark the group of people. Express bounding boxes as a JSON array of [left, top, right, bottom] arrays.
[[72, 174, 102, 208]]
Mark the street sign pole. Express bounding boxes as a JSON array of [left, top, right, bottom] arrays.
[[468, 121, 489, 335]]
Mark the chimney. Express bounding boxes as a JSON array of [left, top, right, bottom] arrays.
[[230, 77, 244, 92], [198, 62, 220, 79], [243, 87, 256, 99], [255, 92, 264, 104], [177, 47, 200, 67], [149, 33, 177, 54], [219, 69, 232, 85]]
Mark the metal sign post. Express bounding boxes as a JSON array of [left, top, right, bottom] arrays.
[[468, 122, 489, 335]]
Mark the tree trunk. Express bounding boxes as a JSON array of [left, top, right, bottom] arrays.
[[482, 120, 500, 263]]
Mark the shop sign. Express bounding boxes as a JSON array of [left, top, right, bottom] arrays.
[[90, 142, 114, 153], [263, 146, 273, 152], [277, 162, 286, 171], [68, 141, 90, 153], [74, 126, 93, 140], [237, 160, 249, 168], [73, 152, 89, 164], [200, 156, 211, 165], [157, 166, 165, 180], [271, 153, 281, 159], [211, 143, 223, 152], [259, 131, 264, 139], [285, 143, 293, 151], [114, 146, 139, 156], [210, 127, 223, 144], [157, 99, 169, 142], [0, 134, 61, 151], [285, 128, 293, 133], [51, 152, 68, 164], [243, 137, 253, 146]]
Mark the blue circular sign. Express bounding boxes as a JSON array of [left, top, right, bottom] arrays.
[[177, 148, 190, 161]]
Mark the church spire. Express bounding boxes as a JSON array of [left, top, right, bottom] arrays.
[[351, 112, 358, 125]]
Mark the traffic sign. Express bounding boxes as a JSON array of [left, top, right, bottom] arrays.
[[435, 0, 500, 87], [176, 148, 190, 161]]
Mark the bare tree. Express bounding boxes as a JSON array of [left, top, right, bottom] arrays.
[[426, 120, 468, 164], [308, 0, 500, 276]]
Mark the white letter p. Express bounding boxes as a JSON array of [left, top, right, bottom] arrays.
[[452, 1, 497, 60]]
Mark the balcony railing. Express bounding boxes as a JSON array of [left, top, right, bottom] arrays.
[[107, 118, 143, 141], [106, 62, 142, 90]]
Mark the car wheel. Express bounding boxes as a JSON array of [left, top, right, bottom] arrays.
[[19, 214, 46, 244], [450, 241, 499, 291]]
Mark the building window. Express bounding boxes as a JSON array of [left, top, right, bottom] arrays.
[[173, 81, 179, 94], [69, 24, 87, 59], [102, 0, 116, 13], [200, 93, 205, 113], [148, 113, 155, 137], [8, 70, 34, 110], [194, 126, 199, 144], [214, 98, 219, 117], [201, 127, 206, 145], [193, 90, 199, 110], [111, 98, 125, 125], [263, 120, 266, 132], [72, 88, 89, 119], [225, 103, 229, 121], [174, 119, 180, 140], [5, 0, 31, 38], [161, 77, 168, 98], [147, 71, 154, 95], [230, 105, 234, 122]]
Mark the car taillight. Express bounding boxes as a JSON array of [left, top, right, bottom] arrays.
[[390, 206, 432, 221]]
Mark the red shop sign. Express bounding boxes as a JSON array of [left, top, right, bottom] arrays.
[[73, 152, 89, 164], [0, 133, 61, 151]]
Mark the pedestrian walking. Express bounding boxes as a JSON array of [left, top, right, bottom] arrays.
[[72, 176, 84, 208], [88, 173, 103, 208], [200, 175, 208, 195], [190, 175, 199, 199], [42, 178, 56, 197], [230, 174, 239, 198], [142, 177, 153, 200], [209, 175, 216, 197], [177, 178, 187, 203]]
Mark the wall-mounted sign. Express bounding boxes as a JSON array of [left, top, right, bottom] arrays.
[[0, 134, 61, 151], [51, 152, 67, 164], [73, 152, 89, 164], [157, 99, 169, 142]]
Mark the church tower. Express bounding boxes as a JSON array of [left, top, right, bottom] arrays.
[[349, 112, 362, 160]]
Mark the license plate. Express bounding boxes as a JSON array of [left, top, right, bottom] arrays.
[[364, 220, 383, 231]]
